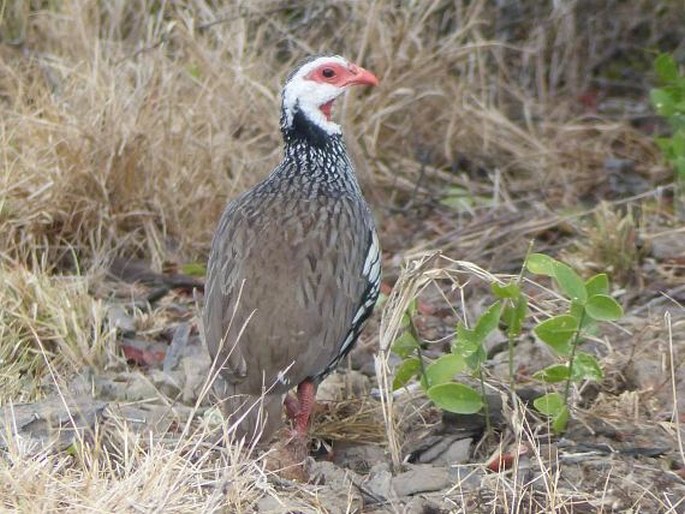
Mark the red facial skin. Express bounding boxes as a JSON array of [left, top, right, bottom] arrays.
[[305, 61, 379, 120]]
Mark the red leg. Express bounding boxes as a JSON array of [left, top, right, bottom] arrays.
[[293, 379, 316, 436]]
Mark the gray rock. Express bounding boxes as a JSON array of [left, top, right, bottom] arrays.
[[309, 460, 363, 511], [333, 442, 387, 474], [448, 465, 487, 491], [163, 322, 190, 372], [418, 436, 472, 466], [403, 496, 448, 514], [107, 304, 136, 337], [363, 462, 395, 501], [0, 395, 107, 454], [316, 370, 370, 402], [392, 464, 451, 497]]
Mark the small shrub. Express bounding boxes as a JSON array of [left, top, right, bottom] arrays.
[[391, 253, 624, 434]]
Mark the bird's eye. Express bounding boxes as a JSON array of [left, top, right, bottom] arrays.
[[321, 68, 335, 78]]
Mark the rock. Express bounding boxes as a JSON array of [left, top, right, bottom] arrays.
[[309, 461, 363, 511], [417, 436, 472, 466], [448, 465, 487, 491], [107, 304, 136, 337], [363, 462, 394, 501], [0, 395, 107, 454], [180, 338, 213, 404], [649, 231, 685, 260], [96, 371, 159, 400], [316, 370, 370, 402], [163, 322, 190, 372], [404, 496, 449, 514], [392, 464, 451, 497], [333, 442, 387, 474]]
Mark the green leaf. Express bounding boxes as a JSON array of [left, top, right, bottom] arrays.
[[454, 322, 488, 369], [400, 299, 418, 328], [569, 300, 595, 331], [655, 53, 679, 83], [672, 130, 685, 156], [427, 383, 484, 414], [424, 354, 467, 387], [534, 314, 578, 356], [407, 299, 418, 317], [491, 282, 521, 299], [551, 405, 570, 433], [585, 294, 623, 321], [474, 301, 502, 341], [453, 324, 478, 355], [534, 392, 569, 432], [533, 364, 571, 383], [533, 392, 565, 416], [180, 262, 207, 277], [552, 262, 587, 303], [440, 186, 474, 211], [651, 88, 675, 116], [585, 273, 609, 297], [501, 296, 527, 337], [392, 358, 421, 390], [392, 331, 420, 358], [675, 155, 685, 177], [464, 346, 487, 370], [572, 352, 603, 381], [526, 253, 557, 276]]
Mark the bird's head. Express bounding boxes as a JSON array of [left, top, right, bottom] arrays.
[[280, 55, 379, 140]]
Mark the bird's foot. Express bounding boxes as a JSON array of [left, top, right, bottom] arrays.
[[264, 428, 311, 482]]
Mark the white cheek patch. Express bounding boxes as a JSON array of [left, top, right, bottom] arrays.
[[283, 79, 342, 135], [282, 55, 351, 136]]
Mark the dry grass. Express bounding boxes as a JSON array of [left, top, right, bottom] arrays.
[[0, 411, 268, 512], [2, 0, 685, 511], [1, 0, 677, 267]]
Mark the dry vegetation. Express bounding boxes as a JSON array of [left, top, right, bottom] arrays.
[[1, 0, 684, 512]]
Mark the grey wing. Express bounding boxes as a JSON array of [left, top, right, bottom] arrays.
[[203, 201, 249, 383], [315, 222, 381, 380]]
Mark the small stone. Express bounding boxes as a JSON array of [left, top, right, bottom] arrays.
[[107, 304, 136, 337], [316, 370, 370, 402], [392, 464, 450, 497], [333, 442, 387, 474], [309, 461, 363, 511], [418, 437, 472, 466], [404, 496, 449, 514], [603, 157, 634, 172], [363, 463, 394, 501]]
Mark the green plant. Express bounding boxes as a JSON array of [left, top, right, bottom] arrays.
[[650, 53, 685, 219], [391, 253, 624, 435], [525, 253, 623, 432]]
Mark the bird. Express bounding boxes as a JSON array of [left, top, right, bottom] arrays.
[[203, 55, 381, 444]]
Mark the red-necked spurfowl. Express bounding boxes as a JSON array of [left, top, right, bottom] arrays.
[[203, 55, 381, 443]]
